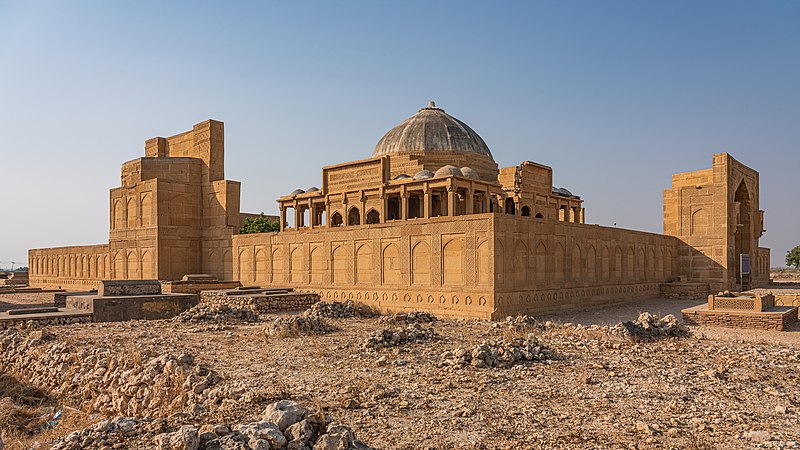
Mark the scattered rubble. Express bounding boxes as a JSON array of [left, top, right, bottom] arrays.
[[304, 300, 376, 319], [0, 329, 222, 417], [265, 315, 335, 337], [50, 400, 372, 450], [364, 323, 439, 349], [379, 310, 438, 324], [492, 315, 544, 332], [442, 335, 553, 368], [174, 304, 259, 323], [609, 312, 689, 341]]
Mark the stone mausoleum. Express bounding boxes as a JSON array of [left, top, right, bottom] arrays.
[[28, 102, 770, 319]]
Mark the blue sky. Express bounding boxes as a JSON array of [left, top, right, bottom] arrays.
[[0, 1, 797, 268]]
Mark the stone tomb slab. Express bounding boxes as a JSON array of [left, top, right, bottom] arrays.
[[67, 293, 199, 322], [54, 291, 97, 308], [682, 303, 798, 331], [0, 308, 93, 329], [98, 280, 161, 297]]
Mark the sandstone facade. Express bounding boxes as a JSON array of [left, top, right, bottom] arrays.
[[28, 102, 771, 319]]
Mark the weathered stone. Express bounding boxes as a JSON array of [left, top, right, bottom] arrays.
[[262, 400, 306, 431]]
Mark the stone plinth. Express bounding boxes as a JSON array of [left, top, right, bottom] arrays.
[[0, 309, 92, 330], [161, 279, 241, 295], [99, 280, 161, 297], [67, 293, 199, 322], [54, 291, 97, 308], [682, 304, 797, 331]]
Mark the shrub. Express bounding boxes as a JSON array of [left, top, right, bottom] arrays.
[[239, 213, 280, 234]]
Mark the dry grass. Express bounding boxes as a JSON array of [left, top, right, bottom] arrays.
[[0, 374, 64, 447]]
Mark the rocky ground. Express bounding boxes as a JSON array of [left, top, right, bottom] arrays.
[[1, 292, 800, 449]]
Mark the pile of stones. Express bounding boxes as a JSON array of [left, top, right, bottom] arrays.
[[265, 315, 334, 337], [379, 311, 438, 324], [0, 329, 222, 417], [364, 323, 439, 349], [304, 300, 376, 319], [609, 312, 689, 341], [173, 304, 258, 323], [51, 400, 372, 450], [492, 315, 544, 332], [442, 335, 553, 369]]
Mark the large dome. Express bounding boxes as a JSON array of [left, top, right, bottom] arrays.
[[373, 101, 493, 159]]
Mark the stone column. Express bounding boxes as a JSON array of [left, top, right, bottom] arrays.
[[423, 188, 431, 219], [280, 206, 287, 230], [400, 192, 409, 220], [360, 191, 367, 224], [294, 201, 301, 228], [325, 198, 331, 227], [381, 191, 388, 223], [466, 186, 474, 215], [447, 186, 456, 216]]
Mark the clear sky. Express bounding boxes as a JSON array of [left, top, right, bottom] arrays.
[[0, 1, 797, 269]]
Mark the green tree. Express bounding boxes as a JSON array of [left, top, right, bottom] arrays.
[[239, 213, 280, 234], [787, 245, 800, 269]]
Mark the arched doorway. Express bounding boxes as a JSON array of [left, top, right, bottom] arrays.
[[521, 206, 530, 216], [734, 181, 752, 284], [504, 198, 515, 215]]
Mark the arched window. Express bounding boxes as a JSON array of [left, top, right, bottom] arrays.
[[521, 206, 531, 216], [347, 207, 361, 226], [366, 209, 380, 224], [330, 212, 343, 227], [534, 212, 544, 219]]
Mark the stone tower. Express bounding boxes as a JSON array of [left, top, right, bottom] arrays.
[[108, 120, 241, 281], [663, 153, 769, 292]]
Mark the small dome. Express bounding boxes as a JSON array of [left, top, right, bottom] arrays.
[[393, 174, 412, 180], [373, 101, 494, 160], [552, 187, 573, 197], [306, 187, 320, 192], [413, 169, 434, 180], [460, 167, 479, 180], [434, 165, 463, 178], [290, 189, 305, 196]]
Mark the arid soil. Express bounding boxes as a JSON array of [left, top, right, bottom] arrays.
[[2, 292, 800, 449]]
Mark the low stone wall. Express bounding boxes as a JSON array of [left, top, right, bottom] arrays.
[[54, 291, 97, 308], [200, 289, 319, 313], [659, 282, 709, 300], [0, 313, 92, 330], [747, 288, 800, 319], [161, 280, 241, 295], [67, 293, 199, 322], [682, 306, 798, 331]]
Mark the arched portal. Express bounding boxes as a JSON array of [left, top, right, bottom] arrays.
[[734, 181, 752, 284], [504, 198, 515, 215]]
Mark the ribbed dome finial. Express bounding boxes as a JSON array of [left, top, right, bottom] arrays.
[[422, 100, 441, 111]]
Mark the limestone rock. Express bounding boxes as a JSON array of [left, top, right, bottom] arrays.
[[262, 400, 307, 431]]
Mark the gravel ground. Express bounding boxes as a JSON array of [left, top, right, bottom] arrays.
[[2, 291, 800, 449]]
